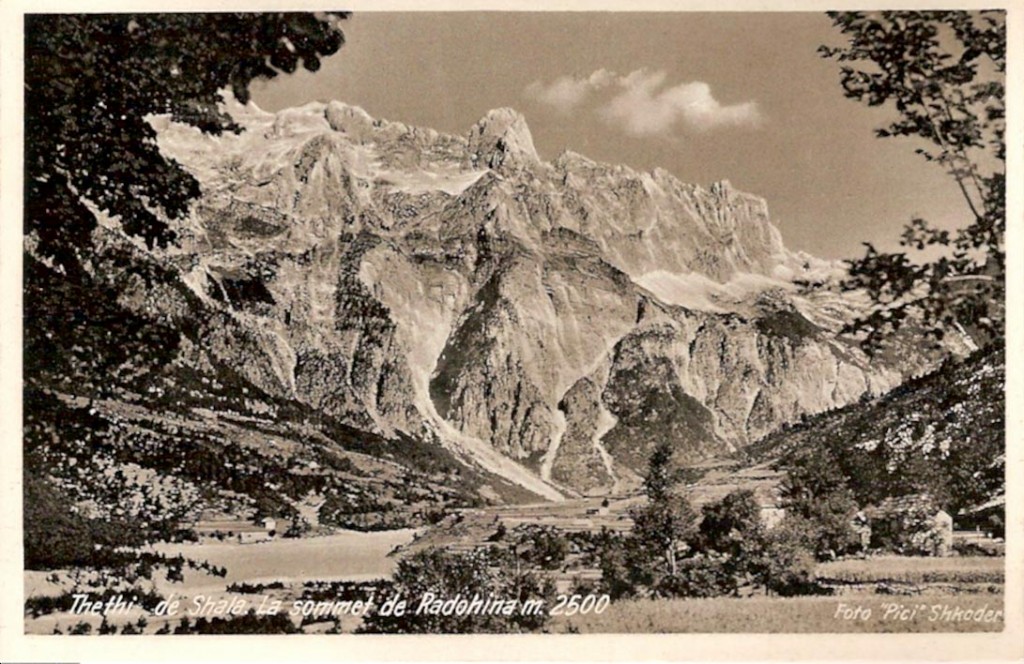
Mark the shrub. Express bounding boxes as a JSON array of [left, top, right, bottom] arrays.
[[760, 520, 829, 596], [696, 489, 769, 594], [655, 552, 733, 598], [869, 503, 945, 555], [597, 536, 635, 601], [171, 610, 299, 634], [513, 525, 569, 570], [358, 547, 553, 634]]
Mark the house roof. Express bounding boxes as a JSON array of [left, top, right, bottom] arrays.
[[863, 493, 940, 518], [961, 494, 1005, 515]]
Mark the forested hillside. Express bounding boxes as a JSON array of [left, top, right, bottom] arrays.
[[751, 344, 1004, 516]]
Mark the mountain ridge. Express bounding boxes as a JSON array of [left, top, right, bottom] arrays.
[[24, 97, 947, 530], [140, 98, 940, 497]]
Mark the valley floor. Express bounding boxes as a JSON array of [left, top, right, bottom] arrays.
[[24, 524, 1005, 635], [147, 528, 418, 586], [24, 528, 418, 635], [554, 593, 1005, 633]]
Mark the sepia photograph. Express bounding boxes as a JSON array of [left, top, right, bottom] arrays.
[[1, 1, 1019, 657]]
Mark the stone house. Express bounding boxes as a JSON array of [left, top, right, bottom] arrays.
[[956, 495, 1005, 538], [862, 493, 953, 556]]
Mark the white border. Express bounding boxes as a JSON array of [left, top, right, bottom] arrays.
[[0, 1, 1020, 661]]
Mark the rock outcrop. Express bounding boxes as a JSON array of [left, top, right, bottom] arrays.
[[125, 100, 935, 498]]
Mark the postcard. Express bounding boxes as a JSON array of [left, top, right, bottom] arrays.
[[1, 1, 1020, 661]]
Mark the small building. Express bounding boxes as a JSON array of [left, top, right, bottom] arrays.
[[956, 495, 1005, 538], [238, 530, 271, 544], [863, 493, 953, 556]]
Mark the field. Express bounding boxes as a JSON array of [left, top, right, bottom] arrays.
[[555, 594, 1005, 633], [24, 528, 419, 634], [816, 555, 1004, 585], [553, 555, 1005, 633], [149, 528, 418, 586]]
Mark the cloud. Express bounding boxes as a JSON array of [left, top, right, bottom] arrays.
[[524, 68, 762, 135], [523, 69, 616, 115]]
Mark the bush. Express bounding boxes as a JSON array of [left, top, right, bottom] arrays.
[[597, 536, 635, 601], [869, 504, 946, 556], [696, 489, 769, 594], [513, 525, 569, 570], [171, 609, 299, 634], [655, 552, 733, 598], [760, 520, 829, 596], [358, 547, 553, 634]]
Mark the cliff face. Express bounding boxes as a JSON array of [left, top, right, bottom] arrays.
[[121, 99, 930, 498]]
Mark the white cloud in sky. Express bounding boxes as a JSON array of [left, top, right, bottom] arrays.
[[523, 69, 617, 115], [524, 68, 762, 135]]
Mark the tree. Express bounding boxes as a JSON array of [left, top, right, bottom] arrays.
[[759, 521, 823, 596], [23, 469, 95, 569], [358, 547, 552, 634], [22, 14, 350, 578], [819, 11, 1005, 352], [513, 525, 569, 570], [628, 441, 698, 587], [599, 442, 699, 599], [779, 447, 860, 560], [25, 13, 349, 276], [696, 489, 768, 595]]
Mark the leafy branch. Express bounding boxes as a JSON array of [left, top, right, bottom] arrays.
[[819, 11, 1005, 353], [25, 13, 349, 276]]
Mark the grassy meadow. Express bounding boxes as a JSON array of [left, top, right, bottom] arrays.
[[555, 555, 1005, 633], [555, 594, 1005, 633], [816, 555, 1004, 585]]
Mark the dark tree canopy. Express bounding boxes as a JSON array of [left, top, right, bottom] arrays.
[[820, 11, 1005, 352], [778, 447, 860, 559], [25, 12, 349, 274]]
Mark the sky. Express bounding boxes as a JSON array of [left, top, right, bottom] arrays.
[[250, 12, 982, 261]]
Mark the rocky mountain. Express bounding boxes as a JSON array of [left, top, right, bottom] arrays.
[[59, 98, 941, 502], [751, 343, 1004, 517]]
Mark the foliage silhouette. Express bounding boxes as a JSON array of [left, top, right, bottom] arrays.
[[820, 11, 1005, 352], [25, 13, 349, 274]]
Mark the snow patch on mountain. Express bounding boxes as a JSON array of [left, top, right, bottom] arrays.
[[636, 270, 795, 312], [377, 167, 488, 195]]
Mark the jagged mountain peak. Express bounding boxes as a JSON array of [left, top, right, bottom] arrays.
[[324, 100, 377, 141], [138, 97, 942, 499], [471, 106, 532, 134], [554, 149, 600, 172], [466, 107, 539, 170]]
